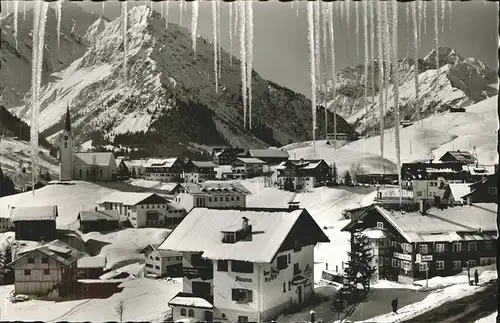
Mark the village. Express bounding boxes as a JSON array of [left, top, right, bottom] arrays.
[[0, 108, 497, 323]]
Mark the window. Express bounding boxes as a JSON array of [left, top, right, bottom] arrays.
[[155, 265, 160, 270], [384, 257, 390, 266], [41, 257, 49, 264], [155, 257, 160, 261], [226, 197, 229, 202], [99, 169, 103, 178], [467, 260, 476, 267], [232, 289, 253, 303], [419, 244, 428, 254], [468, 242, 477, 252], [436, 261, 445, 270], [64, 141, 68, 148], [236, 196, 240, 201], [43, 269, 50, 275], [401, 243, 413, 253], [238, 316, 249, 323], [217, 260, 228, 272], [376, 222, 384, 229], [231, 197, 234, 201], [24, 269, 31, 275], [231, 261, 253, 273], [188, 309, 194, 317], [419, 263, 428, 272], [453, 261, 462, 270], [214, 197, 218, 202], [276, 255, 288, 270], [27, 257, 35, 264], [417, 191, 423, 197], [453, 242, 462, 252], [209, 197, 212, 202], [485, 241, 493, 250], [293, 263, 300, 275], [401, 261, 412, 270], [435, 243, 445, 253], [288, 281, 291, 291], [488, 187, 497, 195], [392, 259, 399, 268], [180, 308, 186, 316], [283, 282, 286, 293], [480, 257, 496, 266], [79, 169, 82, 178]]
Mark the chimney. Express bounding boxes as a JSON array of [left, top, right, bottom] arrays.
[[288, 201, 300, 210], [478, 228, 482, 233], [242, 217, 249, 231], [95, 206, 98, 211], [419, 199, 427, 215]]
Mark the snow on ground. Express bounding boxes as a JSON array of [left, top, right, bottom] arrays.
[[112, 112, 153, 135], [100, 262, 144, 280], [285, 96, 498, 172], [127, 179, 178, 193], [0, 138, 59, 178], [79, 140, 93, 152], [0, 181, 119, 228], [0, 278, 182, 322], [357, 269, 497, 323], [81, 228, 171, 270], [475, 311, 497, 323]]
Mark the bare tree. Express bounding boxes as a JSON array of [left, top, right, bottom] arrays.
[[349, 163, 367, 185], [114, 300, 125, 323]]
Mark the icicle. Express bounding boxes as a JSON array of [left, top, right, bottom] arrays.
[[23, 1, 26, 20], [30, 0, 49, 194], [217, 0, 222, 78], [355, 1, 359, 59], [441, 0, 445, 32], [296, 1, 299, 17], [229, 3, 233, 67], [165, 0, 170, 29], [13, 1, 18, 50], [102, 1, 105, 16], [191, 1, 199, 56], [369, 0, 375, 109], [376, 0, 385, 175], [321, 1, 329, 140], [161, 2, 164, 19], [412, 1, 420, 124], [212, 0, 219, 93], [234, 0, 239, 38], [56, 1, 62, 49], [382, 1, 391, 141], [406, 3, 410, 56], [327, 2, 337, 150], [362, 0, 369, 169], [121, 1, 128, 84], [246, 1, 254, 130], [448, 0, 452, 29], [180, 0, 184, 26], [307, 1, 317, 149], [149, 1, 153, 17], [391, 0, 402, 206], [314, 0, 321, 116], [434, 0, 440, 89], [423, 0, 427, 35], [239, 1, 247, 128], [346, 0, 350, 33]]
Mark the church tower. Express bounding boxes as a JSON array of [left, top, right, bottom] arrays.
[[59, 106, 74, 181]]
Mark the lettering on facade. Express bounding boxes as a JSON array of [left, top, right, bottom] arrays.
[[235, 276, 252, 283], [393, 252, 412, 261], [263, 270, 278, 283], [422, 255, 433, 262]]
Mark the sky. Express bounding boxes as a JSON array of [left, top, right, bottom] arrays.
[[3, 1, 498, 98]]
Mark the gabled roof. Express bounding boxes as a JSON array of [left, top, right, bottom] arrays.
[[159, 208, 329, 263], [10, 205, 58, 222], [187, 161, 217, 168], [179, 182, 251, 196], [447, 183, 471, 201], [342, 203, 497, 243], [278, 159, 328, 170], [78, 209, 119, 222], [9, 240, 86, 267], [140, 244, 180, 257], [168, 292, 213, 309], [234, 157, 266, 165], [248, 149, 289, 159], [144, 157, 181, 168], [75, 152, 115, 167], [96, 192, 167, 206], [439, 151, 476, 164]]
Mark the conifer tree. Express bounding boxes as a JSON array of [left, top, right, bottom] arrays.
[[332, 162, 338, 185], [343, 232, 376, 302], [343, 170, 352, 186]]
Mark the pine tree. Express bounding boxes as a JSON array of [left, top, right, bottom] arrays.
[[332, 162, 338, 185], [331, 287, 350, 321], [343, 170, 352, 186], [343, 232, 376, 302]]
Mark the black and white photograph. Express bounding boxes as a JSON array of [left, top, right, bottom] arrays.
[[0, 0, 498, 322]]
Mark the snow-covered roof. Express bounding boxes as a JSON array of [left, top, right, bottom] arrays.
[[361, 228, 388, 239], [179, 182, 251, 196], [10, 240, 86, 267], [202, 181, 252, 195], [141, 244, 180, 257], [159, 208, 325, 263], [78, 209, 119, 222], [464, 164, 496, 176], [448, 183, 471, 201], [144, 158, 180, 168], [439, 151, 476, 164], [168, 293, 213, 309], [235, 157, 266, 164], [75, 152, 115, 166], [96, 192, 167, 206], [188, 161, 217, 168], [248, 149, 289, 159], [10, 205, 58, 222], [375, 203, 497, 243], [77, 256, 107, 268]]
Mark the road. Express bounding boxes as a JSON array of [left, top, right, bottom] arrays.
[[402, 281, 497, 323]]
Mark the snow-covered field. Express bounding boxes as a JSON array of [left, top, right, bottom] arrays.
[[285, 95, 499, 173], [81, 228, 171, 269], [475, 311, 497, 323], [0, 181, 119, 228]]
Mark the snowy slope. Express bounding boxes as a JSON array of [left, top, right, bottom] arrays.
[[284, 95, 498, 173], [323, 47, 497, 135], [0, 181, 119, 228]]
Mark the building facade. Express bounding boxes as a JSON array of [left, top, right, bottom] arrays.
[[183, 161, 217, 184], [214, 148, 246, 165], [230, 158, 266, 179], [277, 159, 332, 191], [141, 244, 182, 278], [245, 149, 289, 166], [160, 207, 329, 322], [341, 203, 497, 283], [143, 158, 184, 182], [10, 205, 58, 241]]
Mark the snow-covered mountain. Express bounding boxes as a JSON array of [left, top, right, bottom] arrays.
[[322, 46, 498, 135], [2, 4, 355, 156]]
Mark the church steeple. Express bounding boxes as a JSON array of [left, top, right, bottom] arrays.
[[64, 105, 71, 132]]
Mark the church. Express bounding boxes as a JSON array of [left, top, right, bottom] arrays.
[[59, 108, 118, 182]]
